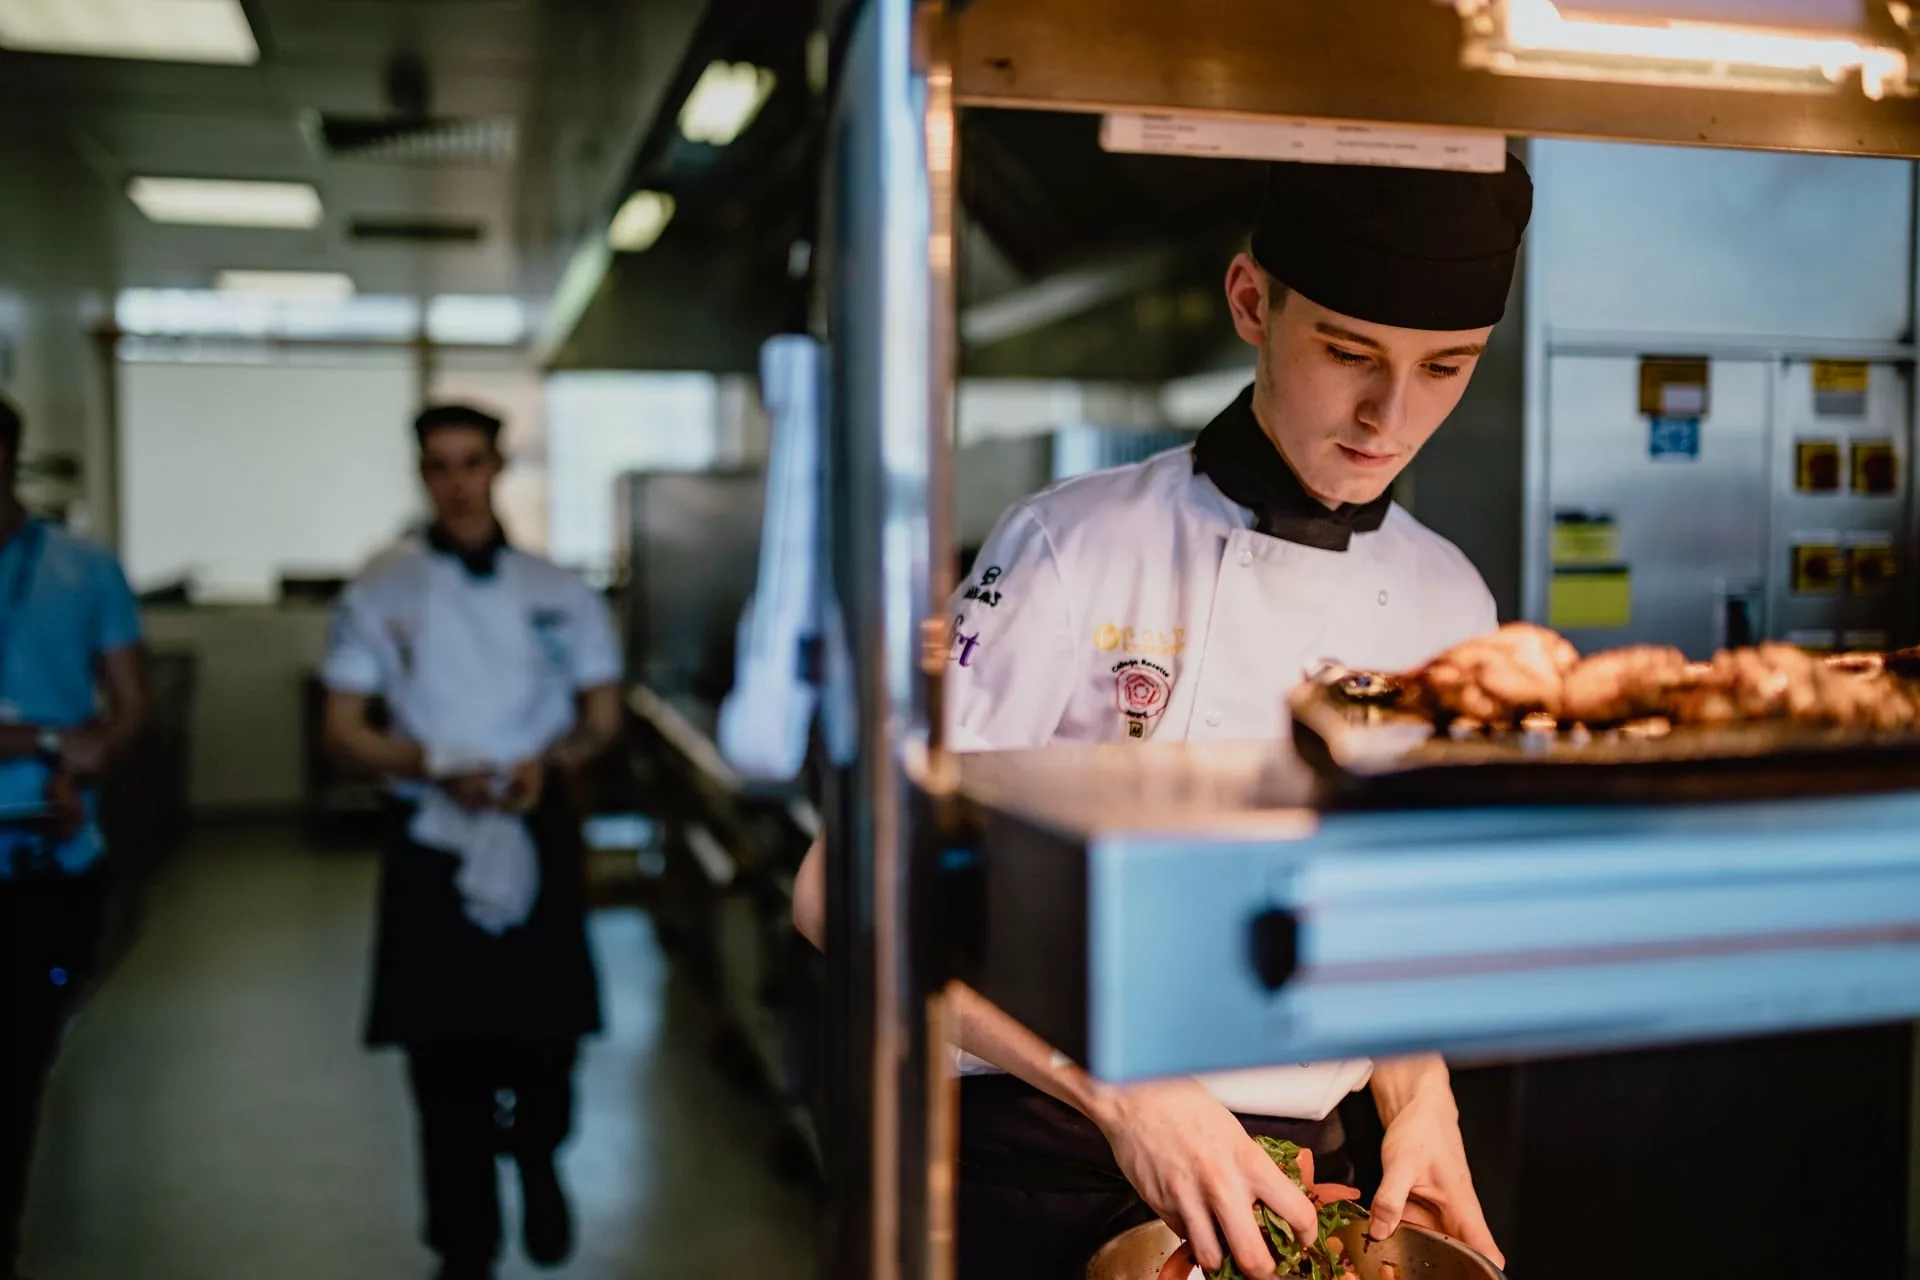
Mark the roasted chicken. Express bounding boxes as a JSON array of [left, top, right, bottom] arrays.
[[1560, 645, 1690, 724], [1410, 628, 1919, 731], [1416, 622, 1579, 724]]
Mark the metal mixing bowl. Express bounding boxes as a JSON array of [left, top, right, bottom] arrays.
[[1083, 1217, 1506, 1280]]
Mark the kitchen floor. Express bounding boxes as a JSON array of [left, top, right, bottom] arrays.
[[18, 822, 817, 1280]]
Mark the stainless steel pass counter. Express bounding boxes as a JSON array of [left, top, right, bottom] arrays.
[[952, 742, 1920, 1080]]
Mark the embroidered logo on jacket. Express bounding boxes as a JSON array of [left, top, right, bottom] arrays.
[[963, 565, 1004, 609], [949, 615, 982, 668], [530, 608, 569, 670], [1113, 658, 1172, 739], [1094, 623, 1185, 657]]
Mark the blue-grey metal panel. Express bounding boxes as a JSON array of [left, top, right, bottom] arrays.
[[957, 743, 1920, 1082]]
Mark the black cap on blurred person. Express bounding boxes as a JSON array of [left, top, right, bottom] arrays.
[[413, 403, 503, 450]]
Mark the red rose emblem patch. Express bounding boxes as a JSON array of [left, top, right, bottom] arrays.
[[1114, 664, 1170, 719]]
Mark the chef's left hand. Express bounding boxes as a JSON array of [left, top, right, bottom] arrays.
[[45, 770, 84, 841], [56, 723, 112, 779], [501, 758, 546, 814], [1371, 1082, 1504, 1268]]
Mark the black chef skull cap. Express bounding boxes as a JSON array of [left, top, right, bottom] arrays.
[[413, 402, 504, 450], [1250, 153, 1533, 332]]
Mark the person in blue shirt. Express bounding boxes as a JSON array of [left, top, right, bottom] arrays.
[[321, 404, 621, 1280], [0, 395, 147, 1280]]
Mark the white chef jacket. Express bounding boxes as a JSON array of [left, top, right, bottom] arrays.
[[945, 442, 1496, 1119], [321, 542, 621, 773]]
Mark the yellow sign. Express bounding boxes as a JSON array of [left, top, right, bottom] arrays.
[[1796, 440, 1841, 492], [1638, 355, 1709, 418], [1549, 571, 1631, 630], [1791, 543, 1845, 596], [1552, 518, 1619, 567], [1850, 543, 1897, 596], [1093, 623, 1184, 657], [1812, 360, 1870, 396], [1852, 440, 1897, 495]]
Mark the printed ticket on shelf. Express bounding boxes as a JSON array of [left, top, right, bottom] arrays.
[[1099, 112, 1509, 173]]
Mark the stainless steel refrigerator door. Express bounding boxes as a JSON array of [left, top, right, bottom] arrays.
[[1544, 354, 1771, 657]]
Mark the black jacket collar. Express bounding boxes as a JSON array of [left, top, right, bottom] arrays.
[[1191, 385, 1392, 553], [426, 522, 510, 578]]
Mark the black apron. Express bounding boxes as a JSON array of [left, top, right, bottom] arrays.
[[363, 779, 601, 1048], [958, 1073, 1351, 1280]]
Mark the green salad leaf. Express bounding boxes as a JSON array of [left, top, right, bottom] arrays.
[[1205, 1138, 1366, 1280]]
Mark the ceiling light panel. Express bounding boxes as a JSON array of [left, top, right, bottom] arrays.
[[426, 296, 527, 345], [117, 290, 528, 346], [129, 178, 324, 229], [678, 61, 778, 146], [607, 191, 676, 252], [0, 0, 257, 64], [115, 289, 418, 341], [216, 270, 355, 302]]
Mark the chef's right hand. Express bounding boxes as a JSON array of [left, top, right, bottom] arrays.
[[439, 771, 497, 812], [1091, 1077, 1319, 1279]]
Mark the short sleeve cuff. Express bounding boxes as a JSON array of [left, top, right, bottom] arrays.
[[319, 653, 383, 694], [570, 657, 623, 690], [99, 620, 145, 653]]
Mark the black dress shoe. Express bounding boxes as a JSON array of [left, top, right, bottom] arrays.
[[518, 1151, 574, 1267]]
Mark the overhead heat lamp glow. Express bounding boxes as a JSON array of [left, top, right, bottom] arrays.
[[607, 190, 676, 252], [0, 0, 257, 63], [129, 178, 324, 229], [1449, 0, 1911, 99], [677, 61, 778, 146]]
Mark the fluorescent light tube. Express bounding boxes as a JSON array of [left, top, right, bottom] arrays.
[[215, 270, 355, 301], [0, 0, 257, 64], [129, 178, 324, 229], [677, 61, 777, 146], [607, 190, 676, 252]]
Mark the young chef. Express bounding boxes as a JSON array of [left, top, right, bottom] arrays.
[[321, 404, 622, 1280], [795, 156, 1530, 1280]]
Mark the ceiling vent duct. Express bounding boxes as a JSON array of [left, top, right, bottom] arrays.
[[348, 217, 486, 245], [302, 51, 516, 165], [306, 112, 517, 165]]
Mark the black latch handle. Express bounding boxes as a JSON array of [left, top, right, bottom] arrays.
[[1249, 907, 1299, 991]]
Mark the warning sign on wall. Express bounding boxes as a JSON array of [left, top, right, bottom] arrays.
[[1849, 541, 1897, 596], [1552, 513, 1619, 567], [1638, 356, 1710, 418], [1852, 440, 1898, 495], [1549, 568, 1631, 630], [1812, 360, 1870, 418], [1791, 542, 1846, 595], [1796, 440, 1842, 493]]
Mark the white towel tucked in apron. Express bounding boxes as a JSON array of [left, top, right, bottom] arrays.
[[411, 747, 540, 935]]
